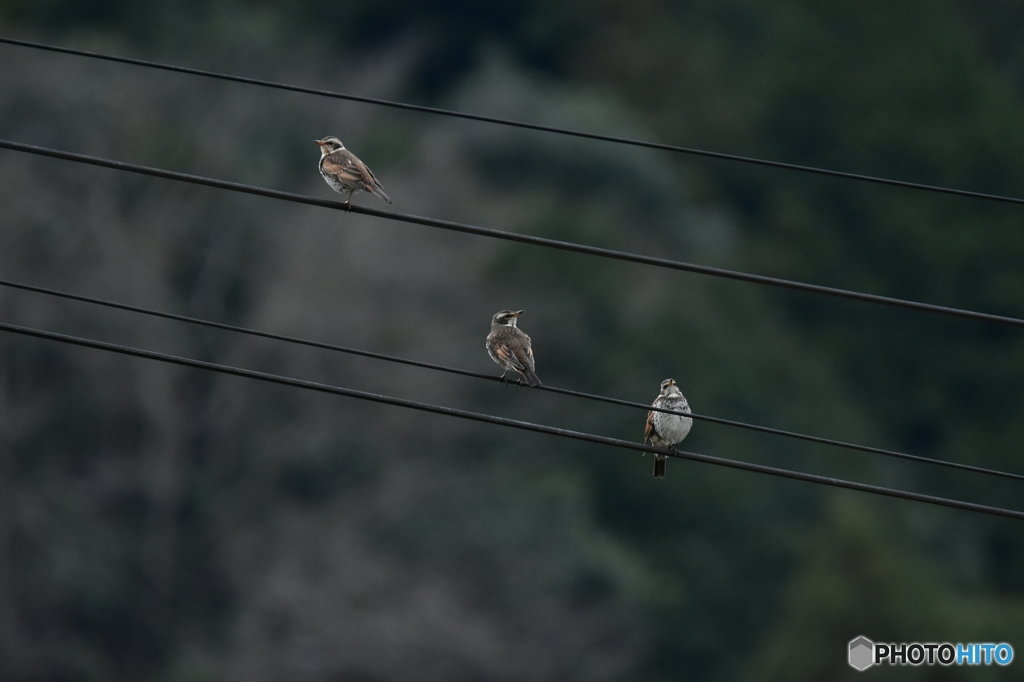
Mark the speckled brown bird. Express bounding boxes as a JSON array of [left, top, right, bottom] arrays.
[[315, 136, 391, 207], [644, 378, 692, 478], [485, 310, 541, 387]]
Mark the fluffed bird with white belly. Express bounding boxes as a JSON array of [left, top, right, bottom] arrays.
[[644, 378, 692, 478]]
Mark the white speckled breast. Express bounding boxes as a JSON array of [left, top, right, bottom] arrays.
[[651, 395, 692, 446]]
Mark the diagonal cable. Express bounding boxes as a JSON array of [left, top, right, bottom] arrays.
[[2, 35, 1024, 206], [3, 275, 1022, 482], [1, 138, 1022, 328], [0, 317, 1021, 520]]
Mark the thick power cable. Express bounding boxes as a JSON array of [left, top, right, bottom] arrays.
[[2, 35, 1023, 206], [0, 317, 1021, 521], [4, 275, 1022, 483], [2, 138, 1022, 328]]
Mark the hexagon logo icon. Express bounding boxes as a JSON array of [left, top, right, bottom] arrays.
[[849, 636, 875, 671]]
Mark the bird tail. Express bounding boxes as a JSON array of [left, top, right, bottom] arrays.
[[522, 368, 542, 387], [654, 455, 666, 479], [371, 183, 392, 204]]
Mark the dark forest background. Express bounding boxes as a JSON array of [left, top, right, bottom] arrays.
[[1, 1, 1024, 680]]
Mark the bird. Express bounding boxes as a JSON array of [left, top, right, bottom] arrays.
[[485, 310, 541, 387], [315, 136, 392, 207], [644, 378, 692, 478]]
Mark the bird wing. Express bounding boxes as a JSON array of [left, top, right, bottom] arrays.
[[644, 410, 656, 443], [322, 150, 373, 186], [490, 338, 526, 371], [512, 340, 536, 372]]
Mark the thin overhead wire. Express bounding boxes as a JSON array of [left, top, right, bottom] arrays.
[[0, 317, 1021, 521], [4, 275, 1023, 483], [2, 35, 1023, 206], [2, 138, 1023, 328]]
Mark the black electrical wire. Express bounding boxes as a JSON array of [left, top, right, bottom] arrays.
[[2, 138, 1022, 329], [2, 35, 1023, 207], [0, 317, 1021, 521], [4, 275, 1022, 483]]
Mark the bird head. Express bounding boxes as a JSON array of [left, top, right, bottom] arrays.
[[660, 378, 683, 398], [492, 310, 523, 327], [315, 137, 345, 155]]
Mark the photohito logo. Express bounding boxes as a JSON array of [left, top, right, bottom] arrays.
[[848, 636, 1013, 671], [849, 637, 875, 671]]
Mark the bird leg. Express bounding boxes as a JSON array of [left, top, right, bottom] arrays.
[[345, 189, 354, 210]]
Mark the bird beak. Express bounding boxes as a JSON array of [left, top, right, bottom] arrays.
[[513, 310, 524, 316], [315, 140, 324, 146]]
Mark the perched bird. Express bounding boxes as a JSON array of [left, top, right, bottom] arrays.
[[644, 378, 692, 478], [315, 136, 392, 207], [485, 310, 541, 387]]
